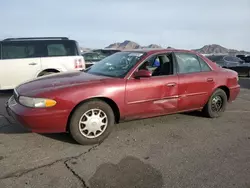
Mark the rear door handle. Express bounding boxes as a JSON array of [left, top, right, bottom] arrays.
[[29, 62, 37, 65], [166, 83, 176, 87], [207, 78, 214, 82]]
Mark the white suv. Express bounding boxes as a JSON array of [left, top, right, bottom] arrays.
[[0, 37, 85, 90]]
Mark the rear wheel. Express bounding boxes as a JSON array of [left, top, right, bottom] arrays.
[[202, 88, 227, 118], [69, 100, 115, 145]]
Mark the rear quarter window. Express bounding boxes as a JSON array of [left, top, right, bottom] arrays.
[[198, 56, 212, 71], [45, 41, 79, 57]]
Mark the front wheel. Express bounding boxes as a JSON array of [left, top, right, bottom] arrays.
[[202, 88, 228, 118], [69, 100, 115, 145]]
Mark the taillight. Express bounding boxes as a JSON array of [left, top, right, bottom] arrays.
[[74, 59, 83, 69], [79, 59, 83, 68]]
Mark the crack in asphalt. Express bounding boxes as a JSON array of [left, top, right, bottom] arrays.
[[0, 143, 100, 182], [62, 143, 101, 188], [64, 161, 89, 188]]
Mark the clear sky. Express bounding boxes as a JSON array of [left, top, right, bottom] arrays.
[[1, 0, 250, 50]]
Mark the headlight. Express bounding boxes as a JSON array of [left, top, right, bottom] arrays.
[[19, 96, 57, 108]]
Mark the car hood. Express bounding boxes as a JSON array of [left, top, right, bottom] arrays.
[[16, 71, 113, 96]]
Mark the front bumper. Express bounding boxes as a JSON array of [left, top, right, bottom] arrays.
[[5, 95, 69, 133]]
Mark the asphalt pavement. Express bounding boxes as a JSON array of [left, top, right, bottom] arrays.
[[0, 78, 250, 188]]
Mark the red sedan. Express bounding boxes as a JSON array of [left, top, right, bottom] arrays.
[[6, 49, 240, 145]]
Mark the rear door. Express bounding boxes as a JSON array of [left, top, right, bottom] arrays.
[[174, 52, 216, 111], [40, 40, 85, 72], [0, 41, 41, 90]]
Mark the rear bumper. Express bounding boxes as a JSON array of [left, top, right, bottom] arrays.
[[5, 96, 69, 133], [229, 84, 240, 102]]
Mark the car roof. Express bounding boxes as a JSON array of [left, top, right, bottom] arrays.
[[122, 48, 197, 55], [93, 48, 121, 51], [0, 37, 76, 43]]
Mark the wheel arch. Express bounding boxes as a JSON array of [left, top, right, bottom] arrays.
[[37, 69, 60, 77], [66, 97, 121, 132], [214, 85, 230, 101]]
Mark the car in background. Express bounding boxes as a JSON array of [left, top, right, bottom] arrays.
[[0, 37, 85, 90], [236, 54, 250, 63], [206, 54, 250, 77], [92, 48, 121, 57], [6, 49, 240, 145], [82, 52, 106, 68]]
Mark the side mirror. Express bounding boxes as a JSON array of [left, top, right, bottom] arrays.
[[134, 69, 152, 79]]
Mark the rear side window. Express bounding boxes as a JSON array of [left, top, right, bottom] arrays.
[[46, 41, 79, 57], [2, 42, 38, 59], [175, 53, 201, 74]]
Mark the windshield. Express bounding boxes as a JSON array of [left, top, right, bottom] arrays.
[[85, 51, 145, 78]]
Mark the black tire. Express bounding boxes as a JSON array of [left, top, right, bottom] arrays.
[[69, 100, 115, 145], [202, 88, 227, 118]]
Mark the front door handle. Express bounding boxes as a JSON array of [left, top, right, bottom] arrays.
[[29, 62, 37, 65], [166, 83, 176, 87], [207, 78, 214, 82]]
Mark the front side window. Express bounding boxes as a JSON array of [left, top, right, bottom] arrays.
[[175, 53, 201, 74], [85, 51, 145, 78], [138, 53, 174, 76], [2, 43, 37, 59]]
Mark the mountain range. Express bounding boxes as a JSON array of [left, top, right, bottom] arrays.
[[105, 40, 162, 49], [80, 40, 249, 55], [192, 44, 250, 55]]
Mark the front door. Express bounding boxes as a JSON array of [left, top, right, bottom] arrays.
[[174, 52, 216, 111], [124, 53, 179, 120]]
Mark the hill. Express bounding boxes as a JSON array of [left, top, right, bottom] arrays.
[[105, 40, 162, 49], [193, 44, 250, 55]]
